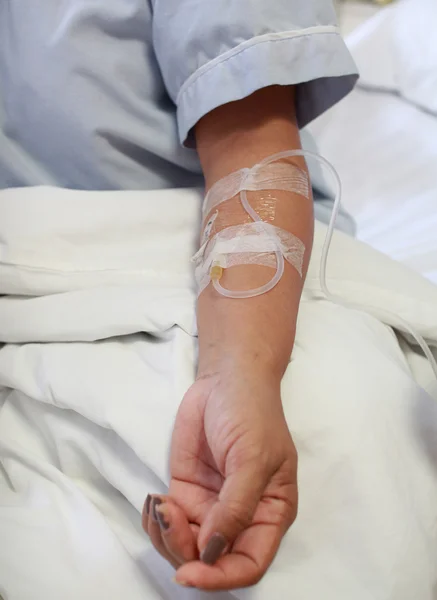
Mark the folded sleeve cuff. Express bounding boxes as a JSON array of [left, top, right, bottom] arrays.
[[176, 26, 358, 146]]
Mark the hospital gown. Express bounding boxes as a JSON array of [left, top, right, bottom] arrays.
[[0, 0, 358, 231]]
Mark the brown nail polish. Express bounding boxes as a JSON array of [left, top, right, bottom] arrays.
[[200, 533, 227, 565], [156, 507, 170, 531], [145, 494, 152, 516], [152, 497, 162, 522]]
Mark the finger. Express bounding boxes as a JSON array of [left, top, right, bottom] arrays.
[[197, 459, 268, 562], [175, 521, 287, 590], [154, 501, 199, 564], [251, 484, 298, 534], [143, 495, 180, 570]]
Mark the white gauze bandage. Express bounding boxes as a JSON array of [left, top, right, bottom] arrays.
[[193, 150, 310, 299]]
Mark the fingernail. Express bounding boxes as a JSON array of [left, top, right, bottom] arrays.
[[145, 494, 152, 516], [200, 533, 227, 565], [172, 577, 192, 587], [156, 506, 170, 531], [151, 497, 162, 522]]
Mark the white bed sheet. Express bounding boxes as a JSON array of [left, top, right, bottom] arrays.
[[1, 186, 437, 600]]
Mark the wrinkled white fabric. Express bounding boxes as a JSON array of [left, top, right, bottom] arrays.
[[1, 186, 437, 599]]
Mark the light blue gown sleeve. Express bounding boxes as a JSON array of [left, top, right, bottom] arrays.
[[151, 0, 358, 145]]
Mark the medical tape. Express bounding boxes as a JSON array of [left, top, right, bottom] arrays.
[[203, 160, 309, 221], [194, 154, 310, 297], [193, 221, 305, 296], [201, 193, 277, 246]]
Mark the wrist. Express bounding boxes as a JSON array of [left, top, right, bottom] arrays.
[[196, 344, 287, 384]]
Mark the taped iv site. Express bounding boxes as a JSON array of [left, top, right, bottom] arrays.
[[192, 149, 437, 382]]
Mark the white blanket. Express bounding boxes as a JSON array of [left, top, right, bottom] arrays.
[[1, 186, 437, 600]]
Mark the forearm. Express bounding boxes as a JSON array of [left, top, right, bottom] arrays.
[[195, 86, 314, 382]]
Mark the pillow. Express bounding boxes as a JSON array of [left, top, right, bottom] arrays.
[[306, 75, 437, 285], [306, 0, 437, 285], [348, 0, 437, 115]]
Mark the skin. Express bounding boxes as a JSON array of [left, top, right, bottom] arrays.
[[143, 85, 314, 590]]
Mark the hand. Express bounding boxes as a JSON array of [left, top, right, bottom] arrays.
[[142, 370, 298, 590]]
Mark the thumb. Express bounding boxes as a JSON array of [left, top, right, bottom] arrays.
[[198, 459, 269, 564]]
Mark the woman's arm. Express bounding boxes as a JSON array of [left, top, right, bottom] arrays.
[[144, 85, 314, 590], [195, 85, 314, 382]]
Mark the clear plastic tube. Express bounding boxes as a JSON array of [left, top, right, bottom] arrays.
[[212, 248, 284, 298], [210, 149, 437, 382]]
